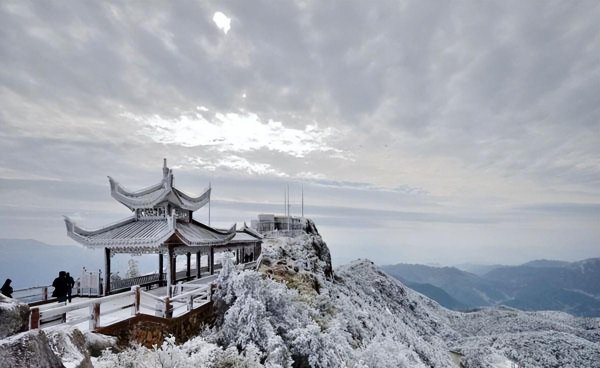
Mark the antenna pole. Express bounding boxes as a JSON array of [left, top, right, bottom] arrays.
[[208, 181, 211, 226], [284, 186, 287, 230], [301, 184, 304, 218]]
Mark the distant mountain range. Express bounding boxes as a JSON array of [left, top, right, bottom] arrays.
[[382, 258, 600, 317], [0, 239, 158, 289]]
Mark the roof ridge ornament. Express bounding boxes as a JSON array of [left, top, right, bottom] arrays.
[[167, 208, 176, 231], [163, 158, 168, 178]]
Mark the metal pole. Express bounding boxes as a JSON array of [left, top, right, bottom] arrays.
[[208, 181, 211, 226], [301, 184, 304, 218]]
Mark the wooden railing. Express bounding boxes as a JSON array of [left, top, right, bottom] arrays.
[[111, 265, 224, 292], [238, 261, 257, 270], [30, 281, 214, 331], [13, 286, 52, 304]]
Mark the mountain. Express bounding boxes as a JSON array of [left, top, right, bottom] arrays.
[[0, 238, 158, 289], [521, 259, 571, 268], [454, 262, 505, 276], [91, 222, 600, 367], [3, 222, 599, 367], [383, 258, 600, 317], [381, 263, 507, 308], [403, 281, 469, 310]]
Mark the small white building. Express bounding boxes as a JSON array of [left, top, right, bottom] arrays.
[[251, 214, 303, 235]]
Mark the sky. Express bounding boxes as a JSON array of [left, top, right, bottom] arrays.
[[0, 1, 599, 267]]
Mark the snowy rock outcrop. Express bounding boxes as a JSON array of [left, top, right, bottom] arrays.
[[0, 330, 64, 368], [94, 221, 600, 367], [0, 312, 118, 368], [0, 293, 30, 338]]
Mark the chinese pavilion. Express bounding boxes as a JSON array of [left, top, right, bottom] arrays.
[[64, 159, 262, 296]]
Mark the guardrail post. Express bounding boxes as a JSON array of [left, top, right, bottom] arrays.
[[165, 297, 172, 318], [90, 302, 100, 331], [30, 308, 40, 329], [132, 285, 140, 315]]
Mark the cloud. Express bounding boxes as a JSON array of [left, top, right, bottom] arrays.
[[124, 109, 343, 158], [0, 0, 599, 264], [189, 155, 288, 177]]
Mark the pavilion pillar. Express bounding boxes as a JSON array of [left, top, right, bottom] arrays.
[[104, 248, 111, 296], [167, 246, 174, 297], [196, 251, 201, 279], [158, 253, 164, 286], [186, 252, 191, 279], [172, 253, 177, 284], [209, 247, 215, 275]]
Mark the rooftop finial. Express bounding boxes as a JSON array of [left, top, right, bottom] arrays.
[[162, 158, 168, 177]]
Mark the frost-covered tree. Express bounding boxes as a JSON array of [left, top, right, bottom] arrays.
[[126, 258, 140, 278]]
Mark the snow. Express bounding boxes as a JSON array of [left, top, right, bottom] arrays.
[[5, 223, 598, 367], [92, 231, 600, 367]]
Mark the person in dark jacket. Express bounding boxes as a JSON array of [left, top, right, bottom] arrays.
[[52, 271, 69, 303], [1, 278, 13, 298], [66, 272, 75, 303]]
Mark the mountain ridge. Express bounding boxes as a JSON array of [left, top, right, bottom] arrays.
[[383, 257, 600, 317]]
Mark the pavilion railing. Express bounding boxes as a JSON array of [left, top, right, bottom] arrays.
[[12, 286, 53, 304], [111, 274, 160, 292], [30, 281, 215, 331], [110, 265, 224, 293]]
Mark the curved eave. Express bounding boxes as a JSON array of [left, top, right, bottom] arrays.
[[64, 216, 174, 248], [108, 176, 210, 211], [109, 176, 170, 211], [175, 220, 237, 246], [239, 224, 264, 239], [173, 187, 211, 211]]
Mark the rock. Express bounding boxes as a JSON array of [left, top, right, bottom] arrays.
[[84, 331, 118, 357], [0, 293, 30, 338], [45, 326, 94, 368], [0, 329, 65, 368]]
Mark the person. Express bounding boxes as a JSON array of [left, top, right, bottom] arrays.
[[66, 272, 75, 303], [1, 278, 13, 298], [52, 271, 69, 303]]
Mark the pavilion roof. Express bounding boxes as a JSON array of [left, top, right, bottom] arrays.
[[108, 162, 210, 211], [64, 215, 236, 249]]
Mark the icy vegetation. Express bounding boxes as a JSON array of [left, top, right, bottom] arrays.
[[7, 220, 597, 367], [92, 222, 599, 367]]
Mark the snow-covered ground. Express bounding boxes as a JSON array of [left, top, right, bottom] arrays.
[[92, 225, 600, 367], [4, 222, 599, 367]]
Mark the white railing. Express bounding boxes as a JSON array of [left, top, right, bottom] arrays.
[[237, 261, 257, 271], [13, 286, 52, 304], [168, 284, 212, 317], [30, 281, 214, 331], [263, 230, 305, 238]]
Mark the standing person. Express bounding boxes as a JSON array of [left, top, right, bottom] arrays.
[[1, 278, 13, 298], [52, 271, 68, 303], [66, 272, 75, 303]]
